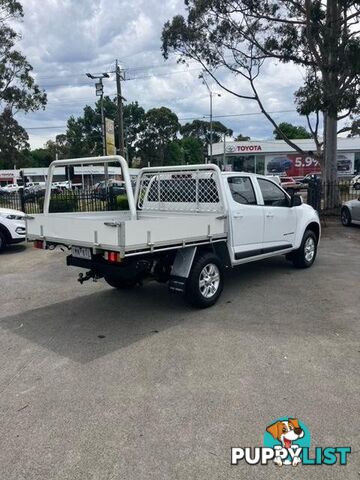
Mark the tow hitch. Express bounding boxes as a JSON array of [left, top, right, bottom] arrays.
[[78, 270, 101, 284]]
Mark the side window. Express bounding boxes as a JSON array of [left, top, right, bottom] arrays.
[[258, 179, 289, 207], [228, 177, 257, 205]]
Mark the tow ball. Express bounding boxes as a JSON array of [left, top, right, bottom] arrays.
[[78, 270, 99, 284]]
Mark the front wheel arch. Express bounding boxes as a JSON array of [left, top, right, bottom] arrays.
[[306, 221, 320, 243]]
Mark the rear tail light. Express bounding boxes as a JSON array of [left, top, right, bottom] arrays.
[[104, 251, 121, 263], [34, 240, 45, 249]]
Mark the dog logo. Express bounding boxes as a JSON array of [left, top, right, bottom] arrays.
[[265, 418, 305, 466]]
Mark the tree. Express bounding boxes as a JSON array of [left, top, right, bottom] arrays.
[[63, 99, 145, 164], [181, 119, 232, 149], [162, 0, 360, 208], [65, 115, 89, 158], [137, 107, 180, 166], [164, 141, 184, 165], [0, 108, 28, 168], [180, 136, 204, 164], [0, 0, 47, 167], [28, 148, 52, 168], [123, 101, 145, 162], [44, 134, 69, 161], [273, 122, 312, 140], [234, 133, 251, 141]]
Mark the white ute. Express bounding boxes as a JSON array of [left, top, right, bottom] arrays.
[[26, 156, 320, 308]]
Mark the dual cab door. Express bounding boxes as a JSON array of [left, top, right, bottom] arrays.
[[227, 176, 297, 260]]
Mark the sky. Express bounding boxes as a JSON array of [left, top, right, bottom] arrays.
[[15, 0, 316, 149]]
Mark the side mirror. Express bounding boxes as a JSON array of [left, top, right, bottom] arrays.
[[291, 194, 302, 207]]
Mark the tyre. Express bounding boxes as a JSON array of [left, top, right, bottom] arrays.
[[354, 183, 360, 190], [341, 207, 352, 226], [185, 252, 224, 308], [0, 231, 7, 253], [104, 276, 138, 289], [292, 230, 318, 269]]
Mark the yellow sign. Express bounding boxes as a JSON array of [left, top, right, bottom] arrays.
[[105, 118, 116, 156]]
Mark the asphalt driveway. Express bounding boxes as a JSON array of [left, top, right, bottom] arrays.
[[0, 221, 359, 479]]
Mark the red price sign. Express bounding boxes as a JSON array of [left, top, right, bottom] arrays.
[[287, 155, 321, 177]]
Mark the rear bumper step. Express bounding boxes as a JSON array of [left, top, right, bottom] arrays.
[[66, 255, 148, 281]]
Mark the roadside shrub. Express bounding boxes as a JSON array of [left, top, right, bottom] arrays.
[[39, 194, 78, 213], [116, 194, 129, 210]]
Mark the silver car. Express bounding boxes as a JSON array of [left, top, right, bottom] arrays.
[[341, 197, 360, 226]]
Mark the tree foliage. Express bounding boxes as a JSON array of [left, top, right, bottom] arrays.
[[0, 107, 28, 168], [234, 133, 250, 141], [181, 119, 232, 146], [0, 0, 47, 168], [180, 136, 204, 164], [137, 107, 180, 166], [273, 122, 312, 140], [26, 100, 235, 168], [62, 98, 145, 162]]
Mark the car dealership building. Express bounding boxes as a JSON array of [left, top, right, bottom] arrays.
[[210, 137, 360, 177]]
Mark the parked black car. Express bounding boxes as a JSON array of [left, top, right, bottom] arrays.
[[93, 181, 126, 200]]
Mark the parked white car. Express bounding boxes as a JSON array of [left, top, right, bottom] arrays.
[[0, 183, 22, 193], [25, 182, 45, 189], [0, 208, 26, 252]]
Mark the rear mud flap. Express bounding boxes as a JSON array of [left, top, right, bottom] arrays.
[[168, 275, 187, 294], [168, 247, 197, 294]]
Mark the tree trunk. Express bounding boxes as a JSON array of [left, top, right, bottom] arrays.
[[321, 0, 340, 213], [323, 112, 339, 211]]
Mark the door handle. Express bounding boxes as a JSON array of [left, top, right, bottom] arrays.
[[233, 213, 244, 219], [266, 213, 274, 218]]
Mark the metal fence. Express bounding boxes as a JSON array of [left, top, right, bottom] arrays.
[[305, 179, 358, 215], [0, 180, 357, 215], [0, 188, 128, 214]]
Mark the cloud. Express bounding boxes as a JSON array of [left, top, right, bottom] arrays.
[[14, 0, 310, 149]]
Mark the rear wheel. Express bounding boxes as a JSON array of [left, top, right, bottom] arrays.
[[185, 252, 224, 308], [292, 230, 318, 268], [354, 183, 360, 190], [104, 276, 138, 289], [341, 207, 352, 226], [0, 231, 7, 253]]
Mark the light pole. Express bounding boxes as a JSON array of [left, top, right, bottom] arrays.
[[200, 74, 221, 163], [86, 72, 110, 156], [222, 129, 230, 171]]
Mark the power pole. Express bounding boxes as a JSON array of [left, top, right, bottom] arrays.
[[200, 74, 221, 164], [116, 60, 125, 158]]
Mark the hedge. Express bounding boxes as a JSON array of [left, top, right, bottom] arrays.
[[116, 194, 129, 210]]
